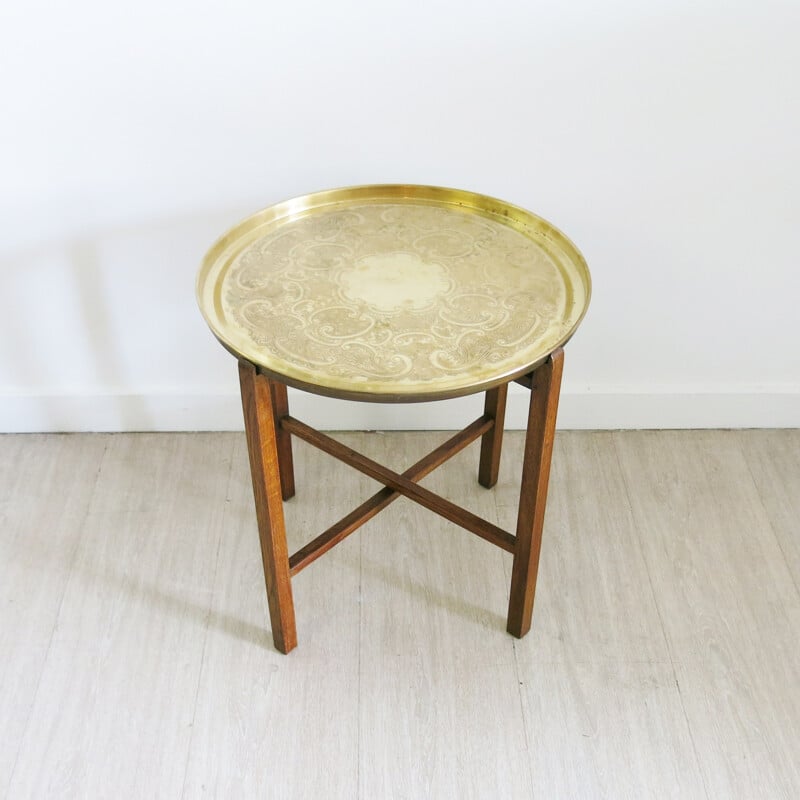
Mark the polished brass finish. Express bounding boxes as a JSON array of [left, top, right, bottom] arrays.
[[197, 184, 590, 402]]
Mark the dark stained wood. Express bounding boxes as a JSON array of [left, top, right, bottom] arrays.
[[513, 374, 533, 390], [506, 348, 564, 638], [238, 360, 297, 654], [289, 416, 495, 575], [237, 346, 567, 651], [268, 377, 295, 500], [282, 415, 517, 554], [478, 382, 508, 488]]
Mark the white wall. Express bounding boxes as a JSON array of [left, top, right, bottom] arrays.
[[1, 0, 798, 431]]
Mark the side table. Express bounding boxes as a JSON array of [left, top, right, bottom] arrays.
[[197, 185, 591, 654]]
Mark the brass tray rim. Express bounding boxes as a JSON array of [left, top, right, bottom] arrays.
[[197, 184, 591, 403]]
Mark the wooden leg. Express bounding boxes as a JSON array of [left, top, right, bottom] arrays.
[[507, 349, 564, 638], [478, 382, 508, 488], [238, 361, 297, 654], [269, 379, 295, 500]]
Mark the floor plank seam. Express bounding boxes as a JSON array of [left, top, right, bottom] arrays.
[[4, 437, 110, 798], [610, 433, 712, 800], [493, 456, 535, 799], [178, 440, 237, 800], [510, 638, 537, 800], [356, 512, 363, 800], [6, 432, 798, 798], [740, 445, 800, 606], [610, 434, 676, 662]]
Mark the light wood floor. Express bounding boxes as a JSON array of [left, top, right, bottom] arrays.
[[1, 429, 799, 799]]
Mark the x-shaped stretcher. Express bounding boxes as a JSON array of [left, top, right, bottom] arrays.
[[238, 349, 564, 654]]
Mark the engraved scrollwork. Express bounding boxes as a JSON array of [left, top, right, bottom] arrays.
[[304, 210, 363, 241], [221, 201, 574, 391], [308, 307, 375, 341], [439, 292, 508, 328], [334, 343, 413, 380], [413, 229, 474, 259], [429, 330, 507, 374], [293, 242, 353, 271]]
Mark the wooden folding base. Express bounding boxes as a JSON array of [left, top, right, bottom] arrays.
[[238, 349, 564, 654]]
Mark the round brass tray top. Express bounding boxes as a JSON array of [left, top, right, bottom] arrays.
[[197, 185, 591, 402]]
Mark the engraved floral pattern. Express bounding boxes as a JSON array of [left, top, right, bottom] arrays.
[[218, 202, 582, 394]]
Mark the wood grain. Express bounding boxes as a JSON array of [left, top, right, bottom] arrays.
[[268, 377, 295, 500], [615, 430, 800, 799], [498, 432, 675, 664], [522, 660, 706, 799], [360, 657, 532, 799], [0, 434, 108, 798], [501, 430, 707, 797], [3, 430, 800, 799], [181, 434, 360, 798], [478, 381, 508, 488], [288, 416, 493, 575], [738, 429, 800, 588], [4, 434, 234, 799], [282, 415, 516, 553], [358, 431, 514, 667], [507, 349, 564, 638], [239, 361, 296, 654]]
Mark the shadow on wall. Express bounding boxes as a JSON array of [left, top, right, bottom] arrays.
[[0, 203, 446, 434], [0, 207, 247, 432], [70, 238, 151, 430]]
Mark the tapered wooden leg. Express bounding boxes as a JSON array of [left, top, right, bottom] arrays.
[[269, 380, 295, 500], [238, 361, 297, 654], [507, 349, 564, 638], [478, 382, 508, 488]]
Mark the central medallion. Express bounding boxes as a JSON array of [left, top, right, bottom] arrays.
[[339, 252, 451, 312]]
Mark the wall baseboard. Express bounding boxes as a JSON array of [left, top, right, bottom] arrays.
[[0, 385, 798, 432]]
